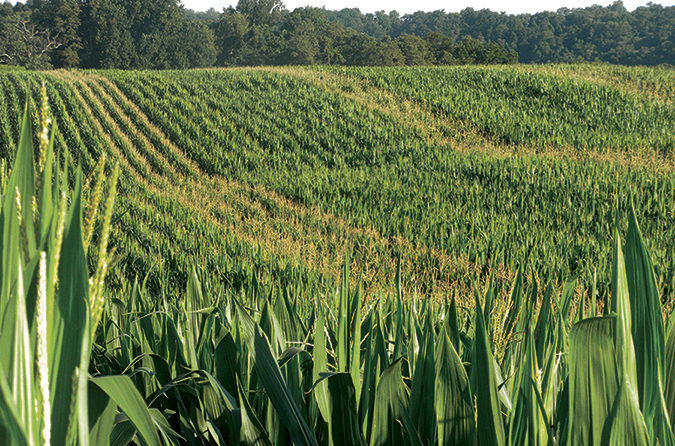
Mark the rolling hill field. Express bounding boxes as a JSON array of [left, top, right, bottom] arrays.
[[0, 64, 674, 445], [0, 65, 672, 303]]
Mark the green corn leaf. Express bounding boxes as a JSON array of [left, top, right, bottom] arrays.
[[0, 99, 36, 380], [369, 358, 409, 446], [88, 380, 117, 446], [238, 377, 273, 446], [602, 376, 649, 446], [508, 328, 547, 446], [0, 366, 28, 446], [624, 206, 672, 443], [235, 300, 318, 446], [90, 375, 161, 446], [109, 419, 136, 446], [214, 332, 239, 401], [435, 325, 475, 446], [567, 316, 620, 446], [665, 313, 675, 427], [446, 295, 460, 355], [610, 228, 637, 393], [313, 300, 330, 422], [351, 284, 362, 407], [9, 261, 35, 445], [409, 311, 435, 445], [472, 294, 506, 446], [325, 372, 363, 446], [338, 257, 349, 372], [49, 170, 89, 446]]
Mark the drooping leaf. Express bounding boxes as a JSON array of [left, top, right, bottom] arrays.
[[88, 380, 117, 446], [236, 300, 318, 446], [90, 375, 161, 446], [567, 316, 620, 446]]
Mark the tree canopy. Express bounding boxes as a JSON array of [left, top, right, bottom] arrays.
[[0, 0, 671, 70]]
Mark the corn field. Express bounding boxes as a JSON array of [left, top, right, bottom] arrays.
[[0, 65, 673, 445]]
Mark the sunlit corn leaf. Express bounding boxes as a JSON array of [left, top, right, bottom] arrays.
[[602, 376, 649, 446], [238, 377, 273, 446], [313, 300, 330, 422], [508, 327, 547, 446], [435, 325, 475, 446], [567, 316, 620, 445], [610, 227, 638, 392], [472, 294, 506, 446], [0, 100, 36, 380], [409, 311, 435, 445], [90, 375, 161, 446], [369, 358, 409, 446], [338, 257, 349, 373], [235, 300, 318, 446], [50, 170, 90, 446], [0, 367, 28, 446], [624, 206, 673, 444]]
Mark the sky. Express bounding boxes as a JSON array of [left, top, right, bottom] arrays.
[[180, 0, 674, 14]]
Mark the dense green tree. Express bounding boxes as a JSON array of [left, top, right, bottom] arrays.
[[0, 8, 59, 69], [328, 1, 674, 65], [279, 8, 326, 64], [80, 0, 136, 68], [378, 37, 405, 66], [236, 0, 285, 26], [32, 0, 81, 67], [4, 0, 668, 69], [396, 33, 431, 65], [80, 0, 215, 69]]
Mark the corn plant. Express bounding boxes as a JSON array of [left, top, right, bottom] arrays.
[[0, 89, 166, 446]]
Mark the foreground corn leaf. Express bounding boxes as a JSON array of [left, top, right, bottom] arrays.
[[238, 377, 273, 446], [235, 300, 318, 446], [0, 100, 35, 386], [603, 376, 649, 446], [567, 316, 620, 445], [472, 295, 506, 446], [665, 314, 675, 427], [509, 328, 548, 446], [624, 207, 674, 444], [50, 171, 90, 446], [90, 375, 161, 446], [435, 325, 475, 445], [610, 228, 637, 392], [88, 380, 117, 446], [313, 301, 330, 422], [369, 358, 409, 446], [409, 311, 435, 445], [325, 372, 363, 445]]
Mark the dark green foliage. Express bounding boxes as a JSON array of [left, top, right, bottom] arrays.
[[327, 2, 675, 66]]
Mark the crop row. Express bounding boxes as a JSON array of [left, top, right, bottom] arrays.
[[102, 67, 675, 302]]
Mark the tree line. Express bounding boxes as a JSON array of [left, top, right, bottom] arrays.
[[326, 2, 674, 66], [0, 0, 671, 70]]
